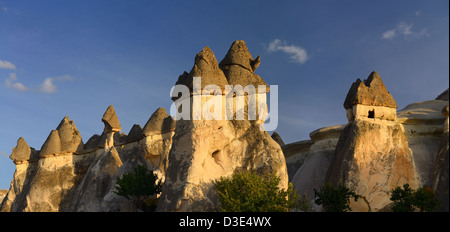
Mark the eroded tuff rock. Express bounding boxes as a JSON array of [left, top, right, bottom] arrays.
[[344, 71, 397, 109], [289, 86, 449, 212], [397, 99, 448, 187], [68, 146, 123, 212], [102, 105, 122, 133], [326, 72, 417, 212], [290, 125, 344, 203], [142, 107, 176, 136], [157, 41, 288, 212], [173, 46, 229, 100], [326, 119, 416, 212], [9, 137, 39, 164], [219, 40, 268, 92], [1, 106, 174, 212]]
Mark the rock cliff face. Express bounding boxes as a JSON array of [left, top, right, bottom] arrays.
[[289, 125, 344, 204], [157, 41, 288, 212], [326, 72, 417, 212], [290, 74, 448, 212], [0, 106, 174, 212]]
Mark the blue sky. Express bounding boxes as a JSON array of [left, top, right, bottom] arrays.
[[0, 0, 448, 189]]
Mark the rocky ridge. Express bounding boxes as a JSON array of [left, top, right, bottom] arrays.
[[0, 106, 174, 212]]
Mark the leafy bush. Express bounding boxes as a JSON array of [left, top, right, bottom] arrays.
[[313, 182, 359, 212], [214, 170, 301, 212], [114, 164, 162, 211], [390, 184, 438, 212]]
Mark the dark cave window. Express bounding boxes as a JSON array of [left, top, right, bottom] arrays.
[[368, 110, 375, 118]]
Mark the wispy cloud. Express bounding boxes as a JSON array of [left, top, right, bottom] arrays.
[[266, 39, 309, 64], [381, 22, 430, 40], [0, 151, 8, 158], [5, 73, 29, 92], [0, 60, 16, 70], [5, 73, 74, 94]]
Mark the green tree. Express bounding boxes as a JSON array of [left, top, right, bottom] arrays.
[[390, 184, 438, 212], [214, 170, 300, 212], [114, 164, 162, 211], [390, 183, 415, 212], [313, 182, 359, 212]]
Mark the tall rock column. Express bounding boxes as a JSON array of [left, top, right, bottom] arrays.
[[157, 41, 287, 212], [69, 105, 123, 211], [326, 71, 417, 212]]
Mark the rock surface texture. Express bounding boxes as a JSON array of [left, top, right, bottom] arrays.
[[0, 106, 174, 212], [290, 72, 436, 212], [157, 41, 288, 212], [327, 72, 418, 212], [1, 44, 448, 212]]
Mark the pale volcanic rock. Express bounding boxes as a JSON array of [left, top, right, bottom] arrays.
[[1, 105, 174, 212], [157, 41, 288, 212], [101, 154, 151, 212], [326, 119, 417, 211], [69, 146, 123, 212], [290, 125, 344, 202], [397, 99, 448, 187], [0, 190, 7, 206], [325, 72, 417, 212]]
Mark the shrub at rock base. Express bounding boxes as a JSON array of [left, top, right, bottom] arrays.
[[214, 170, 304, 212]]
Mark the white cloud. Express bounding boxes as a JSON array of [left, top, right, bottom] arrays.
[[397, 22, 413, 36], [382, 22, 430, 40], [5, 73, 29, 92], [266, 39, 309, 64], [415, 10, 423, 16], [38, 77, 57, 93], [5, 73, 73, 94], [382, 29, 397, 40], [0, 60, 16, 70]]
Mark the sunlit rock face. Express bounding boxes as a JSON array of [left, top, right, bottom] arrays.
[[325, 72, 418, 212], [157, 41, 288, 212], [0, 106, 174, 212]]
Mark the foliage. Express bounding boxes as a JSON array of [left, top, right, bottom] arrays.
[[114, 164, 162, 211], [313, 182, 359, 212], [289, 184, 312, 212], [214, 170, 300, 212], [390, 184, 438, 212]]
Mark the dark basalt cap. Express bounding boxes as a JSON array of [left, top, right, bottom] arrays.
[[343, 71, 397, 109]]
